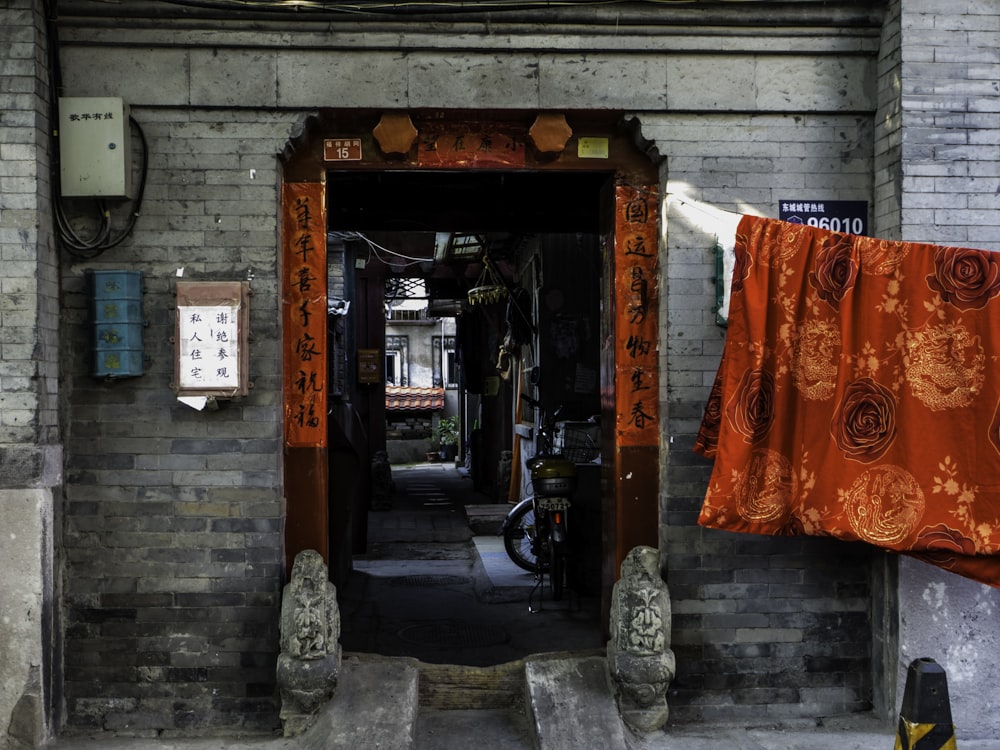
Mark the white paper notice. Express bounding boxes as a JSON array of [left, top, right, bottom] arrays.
[[177, 304, 240, 389]]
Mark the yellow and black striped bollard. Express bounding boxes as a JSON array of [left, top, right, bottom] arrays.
[[894, 657, 957, 750]]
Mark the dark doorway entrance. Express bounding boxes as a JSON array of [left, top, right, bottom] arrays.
[[328, 170, 607, 663], [280, 110, 662, 656]]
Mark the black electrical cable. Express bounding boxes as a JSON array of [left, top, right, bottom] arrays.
[[155, 0, 638, 14], [55, 116, 150, 260], [136, 0, 715, 18], [45, 0, 150, 260]]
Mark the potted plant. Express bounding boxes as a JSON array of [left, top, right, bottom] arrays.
[[434, 415, 459, 461]]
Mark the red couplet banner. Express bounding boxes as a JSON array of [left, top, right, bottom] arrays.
[[282, 181, 327, 448], [614, 184, 659, 448]]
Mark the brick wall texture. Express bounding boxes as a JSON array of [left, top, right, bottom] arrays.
[[655, 111, 877, 722], [0, 2, 60, 487], [5, 0, 993, 737], [892, 0, 1000, 737], [898, 0, 1000, 251], [59, 111, 288, 732]]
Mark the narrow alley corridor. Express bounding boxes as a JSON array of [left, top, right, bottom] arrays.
[[337, 461, 604, 666]]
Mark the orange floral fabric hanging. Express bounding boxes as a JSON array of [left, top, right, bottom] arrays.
[[695, 215, 1000, 588]]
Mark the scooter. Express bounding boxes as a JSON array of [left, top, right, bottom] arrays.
[[501, 396, 576, 601]]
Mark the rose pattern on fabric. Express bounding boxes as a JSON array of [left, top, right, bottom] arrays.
[[909, 509, 996, 583], [730, 240, 752, 296], [734, 449, 794, 524], [694, 376, 723, 457], [903, 323, 984, 411], [915, 524, 978, 556], [831, 378, 897, 463], [808, 233, 858, 308], [926, 245, 1000, 311], [791, 319, 840, 401], [842, 465, 925, 547], [696, 215, 1000, 588], [726, 368, 775, 446]]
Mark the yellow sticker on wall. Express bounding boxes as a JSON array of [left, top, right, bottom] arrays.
[[577, 137, 609, 159]]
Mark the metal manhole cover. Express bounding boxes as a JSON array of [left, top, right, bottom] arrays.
[[387, 575, 471, 587], [398, 621, 509, 648]]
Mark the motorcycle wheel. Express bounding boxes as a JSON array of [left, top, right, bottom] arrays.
[[503, 503, 547, 574], [548, 542, 565, 601]]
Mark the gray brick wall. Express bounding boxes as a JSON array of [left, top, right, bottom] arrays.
[[45, 0, 1000, 737], [899, 0, 1000, 250], [0, 2, 62, 743], [649, 111, 877, 721], [0, 1, 61, 487], [891, 0, 1000, 738], [50, 7, 889, 732], [874, 0, 903, 240], [60, 110, 288, 733]]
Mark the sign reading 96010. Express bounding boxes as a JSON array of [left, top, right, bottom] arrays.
[[779, 200, 868, 237]]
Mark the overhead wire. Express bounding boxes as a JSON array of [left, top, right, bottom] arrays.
[[125, 0, 763, 16], [334, 230, 435, 268]]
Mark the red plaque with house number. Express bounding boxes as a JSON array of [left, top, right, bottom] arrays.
[[323, 138, 362, 162]]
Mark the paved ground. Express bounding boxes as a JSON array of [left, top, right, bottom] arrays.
[[339, 461, 604, 665], [45, 463, 997, 749]]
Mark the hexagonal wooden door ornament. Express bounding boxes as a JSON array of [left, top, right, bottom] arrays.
[[528, 113, 573, 156], [373, 112, 418, 158]]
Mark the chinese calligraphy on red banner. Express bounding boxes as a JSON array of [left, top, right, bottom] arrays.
[[282, 182, 327, 448], [615, 184, 659, 447], [417, 129, 526, 168]]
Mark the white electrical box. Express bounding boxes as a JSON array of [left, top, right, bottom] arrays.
[[58, 97, 132, 199]]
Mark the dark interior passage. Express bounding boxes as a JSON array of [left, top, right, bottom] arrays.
[[338, 463, 602, 665], [328, 169, 608, 663]]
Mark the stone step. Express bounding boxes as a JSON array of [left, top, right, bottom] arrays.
[[301, 655, 419, 750], [464, 503, 511, 535], [297, 653, 624, 750], [418, 660, 526, 711], [525, 655, 628, 750], [415, 708, 533, 750]]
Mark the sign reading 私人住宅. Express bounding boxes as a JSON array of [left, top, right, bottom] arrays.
[[174, 280, 251, 398]]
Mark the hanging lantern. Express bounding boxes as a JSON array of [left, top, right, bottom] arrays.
[[467, 260, 508, 306]]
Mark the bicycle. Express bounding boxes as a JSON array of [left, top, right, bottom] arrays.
[[501, 395, 597, 601]]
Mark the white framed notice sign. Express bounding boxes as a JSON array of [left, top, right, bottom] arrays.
[[174, 281, 251, 398]]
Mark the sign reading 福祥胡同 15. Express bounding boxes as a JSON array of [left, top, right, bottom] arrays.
[[779, 200, 868, 237]]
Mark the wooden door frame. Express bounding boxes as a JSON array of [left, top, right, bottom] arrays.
[[279, 110, 661, 616]]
